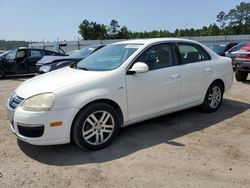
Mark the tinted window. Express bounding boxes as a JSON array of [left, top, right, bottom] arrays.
[[178, 43, 210, 64], [16, 50, 26, 58], [136, 43, 174, 70], [30, 50, 42, 58]]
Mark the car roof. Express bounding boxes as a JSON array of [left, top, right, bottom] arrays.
[[113, 38, 201, 46]]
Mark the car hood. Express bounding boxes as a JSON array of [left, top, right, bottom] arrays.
[[15, 67, 107, 99], [37, 55, 78, 65]]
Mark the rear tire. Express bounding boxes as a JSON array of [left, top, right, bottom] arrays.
[[235, 69, 248, 81], [72, 102, 120, 150], [200, 82, 224, 113]]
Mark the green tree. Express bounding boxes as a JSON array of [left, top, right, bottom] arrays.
[[208, 24, 220, 35], [227, 2, 250, 26], [78, 19, 107, 40], [217, 11, 227, 29], [108, 19, 120, 38], [117, 26, 129, 39]]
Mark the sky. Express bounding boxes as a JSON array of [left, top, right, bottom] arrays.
[[0, 0, 246, 41]]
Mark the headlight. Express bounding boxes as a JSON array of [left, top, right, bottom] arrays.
[[22, 93, 55, 111], [39, 65, 51, 73]]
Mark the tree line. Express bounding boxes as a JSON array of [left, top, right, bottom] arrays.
[[78, 2, 250, 40]]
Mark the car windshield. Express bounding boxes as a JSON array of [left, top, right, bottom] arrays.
[[5, 49, 18, 60], [208, 45, 225, 54], [67, 46, 99, 58], [76, 44, 142, 71]]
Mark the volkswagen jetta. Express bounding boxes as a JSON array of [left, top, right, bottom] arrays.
[[7, 38, 233, 150]]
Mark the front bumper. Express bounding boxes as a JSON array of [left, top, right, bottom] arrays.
[[7, 104, 79, 145]]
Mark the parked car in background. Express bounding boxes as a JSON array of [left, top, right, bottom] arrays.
[[36, 44, 105, 74], [231, 51, 250, 81], [238, 43, 250, 59], [225, 42, 250, 79], [0, 48, 63, 77], [208, 42, 238, 56], [235, 59, 250, 81], [225, 42, 250, 67]]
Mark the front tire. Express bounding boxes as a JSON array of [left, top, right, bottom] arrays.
[[235, 69, 248, 81], [200, 82, 224, 113], [72, 102, 120, 150]]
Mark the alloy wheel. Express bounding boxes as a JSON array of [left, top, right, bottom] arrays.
[[82, 110, 115, 145], [208, 86, 222, 109]]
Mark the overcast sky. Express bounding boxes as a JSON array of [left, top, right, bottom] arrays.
[[0, 0, 245, 41]]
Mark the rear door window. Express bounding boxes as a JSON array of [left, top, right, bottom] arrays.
[[30, 50, 42, 58], [178, 43, 210, 64]]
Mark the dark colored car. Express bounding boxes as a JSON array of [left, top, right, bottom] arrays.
[[208, 42, 238, 56], [0, 47, 64, 77], [36, 44, 105, 74], [223, 42, 250, 81], [234, 58, 250, 81]]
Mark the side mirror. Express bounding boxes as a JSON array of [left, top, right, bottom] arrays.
[[128, 62, 149, 74]]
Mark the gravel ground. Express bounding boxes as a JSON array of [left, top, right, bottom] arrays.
[[0, 76, 250, 188]]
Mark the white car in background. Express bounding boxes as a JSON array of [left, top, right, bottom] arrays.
[[7, 38, 233, 150]]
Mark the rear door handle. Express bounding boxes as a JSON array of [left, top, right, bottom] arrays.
[[170, 74, 180, 79], [205, 68, 212, 72]]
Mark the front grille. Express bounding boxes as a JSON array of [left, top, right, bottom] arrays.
[[17, 124, 44, 138], [9, 95, 24, 110]]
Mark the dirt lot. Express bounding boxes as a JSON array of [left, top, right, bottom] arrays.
[[0, 76, 250, 188]]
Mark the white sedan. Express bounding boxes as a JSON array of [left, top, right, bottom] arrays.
[[7, 38, 233, 150]]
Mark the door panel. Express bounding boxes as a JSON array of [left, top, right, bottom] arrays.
[[4, 49, 18, 74], [126, 67, 180, 121], [15, 49, 28, 74], [126, 43, 180, 121], [177, 43, 212, 106], [179, 61, 210, 106]]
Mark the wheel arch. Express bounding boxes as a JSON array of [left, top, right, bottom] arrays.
[[211, 79, 225, 93], [70, 98, 124, 140], [202, 78, 225, 102]]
